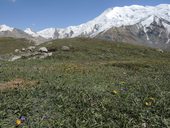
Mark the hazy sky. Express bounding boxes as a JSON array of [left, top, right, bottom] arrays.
[[0, 0, 169, 31]]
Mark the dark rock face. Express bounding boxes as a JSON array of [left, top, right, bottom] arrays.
[[53, 30, 60, 39], [96, 16, 170, 50]]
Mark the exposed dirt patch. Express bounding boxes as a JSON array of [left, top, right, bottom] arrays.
[[0, 78, 39, 91]]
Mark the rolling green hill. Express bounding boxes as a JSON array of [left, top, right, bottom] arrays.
[[0, 38, 170, 128], [0, 37, 34, 55], [41, 38, 170, 61]]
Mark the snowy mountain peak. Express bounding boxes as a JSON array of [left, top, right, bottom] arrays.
[[138, 15, 170, 33], [99, 4, 170, 26], [37, 28, 56, 39], [140, 15, 161, 27], [34, 4, 170, 39], [0, 4, 170, 50], [24, 28, 39, 37], [0, 24, 13, 32], [25, 28, 33, 32], [1, 4, 170, 40]]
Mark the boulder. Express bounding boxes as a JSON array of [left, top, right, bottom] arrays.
[[21, 48, 26, 52], [61, 46, 70, 51], [27, 46, 36, 52], [15, 49, 20, 53], [156, 48, 164, 53], [39, 47, 48, 53], [39, 52, 53, 59], [48, 52, 53, 57], [9, 56, 21, 61]]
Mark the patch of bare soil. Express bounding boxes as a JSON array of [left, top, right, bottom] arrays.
[[0, 78, 39, 91]]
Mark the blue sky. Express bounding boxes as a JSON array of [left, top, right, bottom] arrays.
[[0, 0, 169, 31]]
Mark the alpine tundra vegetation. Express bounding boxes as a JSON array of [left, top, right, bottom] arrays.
[[0, 38, 170, 127], [0, 1, 170, 128]]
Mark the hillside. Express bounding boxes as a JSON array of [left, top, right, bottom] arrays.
[[96, 16, 170, 50], [0, 37, 34, 55], [41, 38, 170, 61], [0, 38, 170, 127]]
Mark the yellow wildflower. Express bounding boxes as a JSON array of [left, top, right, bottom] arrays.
[[145, 97, 155, 106], [145, 101, 152, 106], [16, 119, 22, 126], [112, 90, 118, 95]]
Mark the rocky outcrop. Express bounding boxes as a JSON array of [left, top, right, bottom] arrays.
[[9, 55, 22, 61], [96, 16, 170, 50], [61, 46, 70, 51], [6, 47, 53, 61], [27, 46, 36, 52], [39, 47, 48, 53]]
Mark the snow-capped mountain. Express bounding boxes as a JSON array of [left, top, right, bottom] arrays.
[[32, 4, 170, 39], [24, 28, 39, 37], [0, 24, 13, 32], [1, 4, 170, 40], [37, 28, 56, 39], [1, 4, 170, 49], [96, 15, 170, 50], [0, 25, 47, 44]]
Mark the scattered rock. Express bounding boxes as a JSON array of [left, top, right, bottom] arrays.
[[39, 52, 53, 59], [6, 46, 53, 61], [21, 48, 26, 52], [39, 47, 48, 53], [61, 46, 70, 51], [47, 52, 53, 57], [41, 53, 48, 59], [39, 55, 46, 59], [156, 48, 164, 53], [27, 46, 36, 52], [15, 49, 20, 53], [9, 55, 22, 61]]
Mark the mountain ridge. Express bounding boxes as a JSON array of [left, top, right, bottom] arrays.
[[1, 4, 170, 39], [0, 4, 170, 49], [34, 4, 170, 39]]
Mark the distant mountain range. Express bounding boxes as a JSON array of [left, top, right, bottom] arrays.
[[0, 4, 170, 50]]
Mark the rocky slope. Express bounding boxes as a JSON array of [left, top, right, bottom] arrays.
[[0, 25, 47, 44], [96, 16, 170, 50], [33, 4, 170, 40]]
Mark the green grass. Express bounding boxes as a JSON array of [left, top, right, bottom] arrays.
[[41, 38, 170, 61], [0, 37, 34, 55], [0, 38, 170, 128]]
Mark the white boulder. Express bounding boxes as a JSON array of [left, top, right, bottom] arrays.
[[39, 47, 48, 53], [14, 49, 20, 53], [157, 48, 164, 53], [9, 56, 21, 61], [27, 46, 36, 51], [21, 48, 26, 52], [61, 46, 70, 51], [48, 52, 53, 57]]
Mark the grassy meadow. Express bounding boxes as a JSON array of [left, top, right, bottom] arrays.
[[0, 38, 170, 128], [0, 37, 34, 55]]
